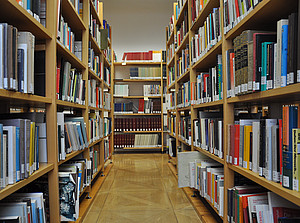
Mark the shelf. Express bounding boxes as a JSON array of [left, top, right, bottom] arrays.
[[104, 133, 112, 139], [178, 137, 191, 147], [0, 163, 54, 200], [88, 106, 102, 111], [192, 40, 222, 70], [114, 95, 161, 99], [89, 34, 102, 55], [58, 149, 86, 166], [227, 83, 300, 104], [174, 0, 188, 27], [56, 40, 86, 70], [225, 0, 297, 40], [0, 89, 51, 106], [114, 113, 162, 116], [192, 99, 223, 109], [167, 31, 174, 46], [176, 33, 189, 54], [167, 81, 176, 90], [61, 0, 86, 33], [88, 68, 102, 83], [88, 138, 102, 148], [91, 165, 103, 181], [167, 54, 175, 67], [123, 147, 162, 150], [191, 0, 220, 31], [178, 106, 191, 111], [103, 54, 111, 67], [177, 69, 190, 83], [228, 164, 300, 206], [168, 132, 176, 138], [79, 185, 89, 198], [114, 62, 162, 66], [56, 99, 86, 109], [89, 0, 102, 28], [103, 82, 111, 90], [103, 108, 111, 112], [123, 131, 162, 133], [194, 147, 225, 165], [114, 79, 161, 83], [0, 0, 52, 40]]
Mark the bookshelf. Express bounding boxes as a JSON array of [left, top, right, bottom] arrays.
[[165, 0, 300, 222], [112, 51, 165, 152], [0, 1, 113, 222]]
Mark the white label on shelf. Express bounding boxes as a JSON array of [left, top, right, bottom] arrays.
[[281, 76, 287, 87], [21, 164, 25, 174], [248, 81, 252, 91], [293, 179, 299, 191], [259, 167, 263, 176], [249, 162, 252, 170], [283, 175, 289, 187], [243, 161, 247, 169], [261, 76, 266, 85], [229, 156, 232, 164]]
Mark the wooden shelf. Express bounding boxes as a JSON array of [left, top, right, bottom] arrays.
[[103, 108, 111, 112], [103, 54, 111, 67], [123, 146, 162, 150], [191, 0, 220, 31], [114, 113, 162, 116], [114, 95, 161, 99], [176, 33, 189, 54], [104, 133, 112, 139], [79, 185, 89, 198], [89, 34, 102, 55], [178, 106, 191, 111], [114, 62, 162, 66], [88, 106, 102, 111], [166, 31, 174, 46], [114, 79, 161, 83], [91, 165, 103, 181], [194, 147, 225, 165], [0, 0, 52, 40], [88, 138, 102, 148], [192, 99, 224, 109], [191, 40, 222, 70], [58, 149, 87, 166], [227, 83, 300, 104], [88, 68, 102, 82], [168, 132, 176, 138], [89, 0, 102, 28], [177, 69, 190, 83], [56, 99, 86, 109], [178, 137, 191, 147], [103, 81, 111, 89], [0, 163, 54, 200], [56, 40, 86, 70], [228, 164, 300, 206], [167, 54, 175, 67], [174, 0, 188, 27], [123, 130, 162, 133], [0, 89, 51, 106], [167, 82, 176, 90], [61, 0, 86, 33]]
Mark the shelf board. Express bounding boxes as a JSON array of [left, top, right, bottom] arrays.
[[58, 149, 87, 166], [56, 40, 86, 70], [174, 0, 188, 27], [88, 106, 102, 111], [104, 133, 112, 139], [114, 79, 161, 83], [103, 108, 111, 112], [0, 163, 54, 200], [89, 34, 102, 55], [192, 99, 224, 109], [191, 0, 220, 31], [114, 95, 161, 99], [103, 81, 111, 90], [227, 83, 300, 104], [0, 89, 51, 106], [56, 99, 86, 109], [176, 33, 189, 54], [177, 69, 190, 83], [61, 0, 86, 33], [123, 147, 162, 150], [91, 165, 103, 182], [194, 147, 225, 165], [75, 163, 113, 223], [0, 0, 52, 40], [88, 68, 102, 83], [79, 185, 89, 198], [167, 54, 175, 67], [178, 106, 191, 111], [167, 82, 176, 90], [167, 31, 174, 46], [114, 113, 162, 116], [88, 138, 102, 148], [191, 40, 222, 70], [114, 62, 161, 66], [168, 132, 176, 138], [123, 130, 162, 133], [103, 54, 111, 67], [89, 0, 102, 28], [178, 137, 191, 147], [228, 164, 300, 206]]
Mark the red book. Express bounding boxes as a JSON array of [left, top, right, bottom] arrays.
[[234, 0, 240, 17], [138, 99, 144, 113], [234, 124, 240, 166], [279, 119, 283, 185], [56, 60, 61, 99], [230, 53, 235, 94]]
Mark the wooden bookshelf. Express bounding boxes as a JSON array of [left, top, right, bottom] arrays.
[[194, 147, 225, 165], [177, 69, 190, 83], [123, 147, 162, 150], [123, 130, 162, 133], [176, 32, 189, 54], [56, 99, 86, 109], [167, 54, 175, 66], [114, 78, 161, 82], [114, 95, 161, 99], [61, 0, 86, 32], [113, 62, 162, 66], [174, 0, 188, 27]]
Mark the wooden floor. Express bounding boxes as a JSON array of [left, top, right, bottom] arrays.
[[82, 153, 202, 223]]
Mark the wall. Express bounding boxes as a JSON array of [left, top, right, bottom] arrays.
[[101, 0, 175, 61]]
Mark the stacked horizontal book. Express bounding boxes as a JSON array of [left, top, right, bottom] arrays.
[[88, 79, 103, 108], [114, 117, 161, 132]]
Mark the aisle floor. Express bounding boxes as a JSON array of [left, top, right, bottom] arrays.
[[83, 153, 202, 223]]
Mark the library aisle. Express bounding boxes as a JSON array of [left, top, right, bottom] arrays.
[[82, 154, 201, 223]]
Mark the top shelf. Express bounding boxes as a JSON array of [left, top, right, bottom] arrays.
[[114, 62, 162, 66], [61, 0, 86, 33], [0, 0, 52, 40], [89, 0, 102, 28]]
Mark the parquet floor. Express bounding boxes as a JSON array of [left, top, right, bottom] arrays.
[[83, 153, 202, 223]]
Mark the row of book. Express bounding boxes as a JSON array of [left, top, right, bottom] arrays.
[[88, 43, 103, 77], [122, 51, 162, 62], [165, 91, 176, 110], [89, 112, 102, 143], [17, 0, 46, 26], [114, 102, 134, 113], [103, 92, 111, 110], [167, 43, 175, 64], [167, 13, 175, 41], [0, 192, 46, 223], [89, 17, 108, 51], [103, 66, 111, 86], [223, 0, 263, 34], [175, 10, 189, 51], [114, 84, 129, 97], [103, 20, 112, 42], [190, 7, 222, 65], [168, 137, 176, 157], [227, 188, 300, 223], [178, 116, 191, 145], [0, 25, 36, 94], [177, 80, 192, 107], [114, 134, 161, 148], [227, 105, 300, 192], [137, 99, 161, 114], [167, 115, 176, 136], [129, 67, 161, 79], [91, 0, 102, 15], [90, 147, 99, 177], [143, 85, 161, 96], [56, 58, 86, 105], [104, 138, 111, 162], [103, 117, 112, 137], [190, 0, 209, 24], [176, 44, 190, 78], [194, 112, 224, 159], [114, 117, 162, 132], [88, 79, 103, 108], [0, 112, 47, 190], [175, 0, 187, 21], [57, 113, 88, 162], [167, 66, 175, 87]]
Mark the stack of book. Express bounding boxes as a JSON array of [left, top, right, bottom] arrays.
[[56, 59, 86, 105], [129, 67, 161, 79], [114, 102, 133, 113], [88, 79, 103, 108], [114, 85, 129, 97], [114, 117, 161, 132], [143, 85, 161, 96], [176, 44, 190, 78]]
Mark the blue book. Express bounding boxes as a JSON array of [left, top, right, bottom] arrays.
[[281, 25, 288, 87], [209, 13, 212, 43], [27, 0, 31, 11], [16, 127, 20, 182], [31, 200, 38, 223], [261, 42, 274, 91], [76, 124, 84, 149]]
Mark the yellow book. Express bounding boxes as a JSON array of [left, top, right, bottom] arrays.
[[204, 21, 207, 49], [243, 125, 252, 170], [293, 129, 300, 191], [29, 122, 35, 176]]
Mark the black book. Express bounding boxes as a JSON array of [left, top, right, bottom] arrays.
[[17, 49, 24, 93], [59, 57, 64, 100], [287, 13, 298, 85], [259, 119, 266, 177], [34, 50, 45, 96]]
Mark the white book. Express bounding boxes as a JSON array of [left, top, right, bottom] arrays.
[[0, 203, 27, 223], [252, 121, 260, 174], [57, 112, 66, 160], [0, 24, 3, 89], [248, 194, 268, 223], [3, 126, 16, 185], [256, 204, 269, 223], [17, 43, 28, 93], [265, 119, 277, 181]]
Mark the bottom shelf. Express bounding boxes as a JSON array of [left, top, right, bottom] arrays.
[[74, 162, 114, 223]]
